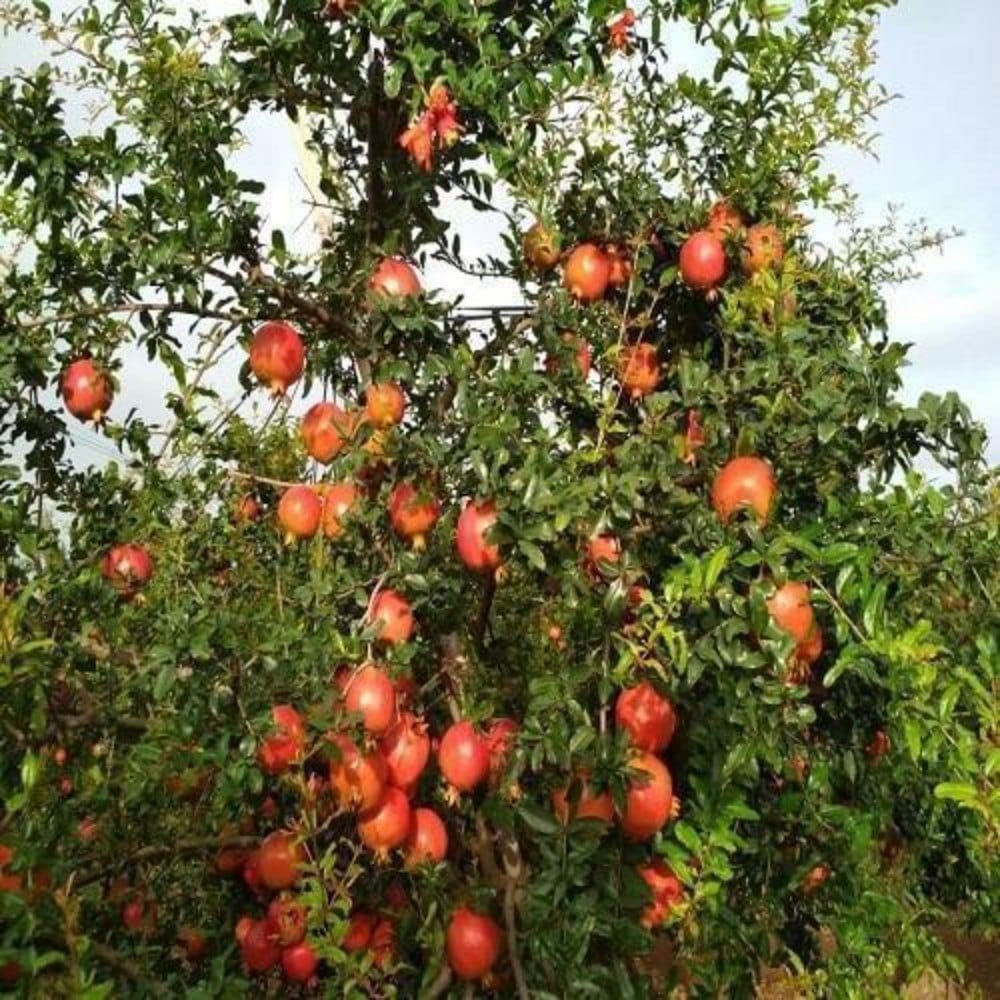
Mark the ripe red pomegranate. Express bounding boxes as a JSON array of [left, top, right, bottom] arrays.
[[100, 543, 153, 593], [368, 589, 415, 645], [618, 343, 660, 398], [342, 911, 377, 952], [743, 222, 784, 275], [522, 221, 561, 271], [234, 915, 254, 946], [370, 918, 396, 967], [328, 734, 387, 812], [707, 200, 746, 240], [866, 729, 891, 761], [370, 257, 421, 298], [257, 704, 306, 775], [235, 494, 262, 524], [343, 664, 396, 734], [61, 359, 113, 422], [621, 752, 674, 841], [606, 243, 632, 288], [364, 382, 405, 429], [357, 786, 412, 855], [241, 852, 262, 893], [257, 832, 303, 890], [277, 484, 322, 541], [320, 482, 359, 539], [485, 718, 517, 781], [301, 402, 352, 463], [615, 682, 677, 753], [584, 533, 621, 579], [388, 483, 440, 549], [679, 231, 727, 290], [446, 908, 502, 981], [241, 919, 281, 973], [380, 712, 430, 788], [638, 861, 683, 928], [281, 942, 319, 983], [767, 582, 815, 643], [552, 774, 614, 824], [793, 626, 823, 669], [121, 898, 146, 932], [249, 320, 305, 395], [563, 243, 611, 302], [438, 721, 490, 794], [544, 332, 592, 379], [711, 456, 777, 524], [455, 501, 501, 572], [267, 894, 307, 947], [802, 863, 830, 894], [403, 807, 449, 868], [177, 925, 208, 961]]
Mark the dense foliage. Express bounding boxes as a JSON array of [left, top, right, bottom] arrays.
[[0, 0, 996, 995]]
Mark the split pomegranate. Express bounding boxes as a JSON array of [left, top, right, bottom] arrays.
[[320, 482, 359, 539], [485, 717, 518, 780], [584, 533, 621, 578], [61, 358, 113, 422], [257, 704, 306, 775], [545, 332, 592, 379], [618, 343, 660, 398], [563, 243, 611, 302], [277, 484, 322, 541], [743, 222, 784, 275], [380, 712, 430, 788], [767, 582, 815, 643], [706, 200, 746, 240], [100, 543, 154, 593], [403, 807, 449, 867], [257, 832, 303, 890], [301, 402, 352, 463], [621, 752, 674, 841], [370, 257, 421, 298], [446, 908, 502, 981], [606, 243, 632, 288], [522, 221, 561, 271], [679, 231, 727, 290], [552, 774, 615, 824], [328, 734, 387, 812], [241, 919, 281, 973], [343, 664, 396, 734], [249, 320, 305, 395], [455, 501, 501, 572], [368, 588, 415, 645], [357, 786, 412, 855], [281, 942, 318, 983], [388, 483, 441, 549], [438, 721, 490, 793], [266, 894, 307, 947], [371, 918, 396, 967], [710, 456, 777, 525], [364, 382, 405, 429], [615, 682, 678, 753], [638, 861, 683, 928], [342, 911, 377, 952]]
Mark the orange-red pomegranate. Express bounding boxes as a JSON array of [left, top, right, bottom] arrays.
[[563, 243, 611, 302], [455, 501, 501, 572], [711, 456, 776, 525], [241, 918, 281, 973], [743, 222, 784, 274], [620, 752, 674, 841], [357, 786, 412, 855], [446, 908, 502, 981], [177, 925, 208, 962], [522, 221, 561, 271], [343, 664, 396, 735], [235, 494, 262, 524], [281, 942, 318, 983], [100, 543, 154, 594], [370, 257, 421, 298], [679, 231, 727, 290], [380, 712, 430, 788], [638, 861, 683, 928], [618, 343, 660, 398], [615, 682, 677, 753], [388, 483, 440, 549], [329, 735, 387, 812], [606, 243, 632, 288], [301, 402, 352, 463], [257, 704, 306, 775], [320, 482, 359, 539], [61, 359, 113, 422], [266, 894, 307, 947], [485, 718, 518, 782], [584, 533, 621, 579], [257, 832, 303, 890], [249, 321, 305, 395], [767, 582, 815, 643], [364, 382, 405, 429], [707, 200, 746, 240], [438, 721, 490, 793], [403, 807, 449, 867], [341, 911, 377, 952], [552, 774, 614, 824], [369, 589, 414, 645], [277, 484, 322, 541]]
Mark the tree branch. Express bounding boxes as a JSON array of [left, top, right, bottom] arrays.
[[501, 835, 530, 1000]]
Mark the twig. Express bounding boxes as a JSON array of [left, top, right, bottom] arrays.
[[472, 573, 497, 654], [501, 836, 530, 1000], [424, 964, 454, 999], [810, 576, 869, 646], [227, 468, 298, 489]]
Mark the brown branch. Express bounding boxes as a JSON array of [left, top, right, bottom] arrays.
[[474, 816, 505, 890], [501, 835, 530, 1000], [19, 301, 242, 330], [227, 468, 299, 490], [472, 572, 497, 654]]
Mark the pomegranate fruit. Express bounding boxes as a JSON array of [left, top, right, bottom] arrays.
[[342, 911, 377, 952], [61, 358, 113, 422], [621, 752, 674, 841], [544, 332, 592, 379], [234, 915, 254, 946], [403, 807, 449, 867], [522, 221, 561, 271], [320, 481, 359, 539], [121, 898, 146, 932], [328, 734, 387, 812], [584, 533, 621, 578], [606, 243, 632, 288], [552, 774, 615, 824], [438, 721, 490, 793], [866, 729, 891, 761], [357, 786, 412, 855], [364, 382, 405, 429], [710, 456, 777, 524], [388, 483, 440, 549], [177, 925, 208, 961], [257, 704, 306, 775], [281, 942, 318, 983], [485, 717, 518, 780], [368, 588, 414, 645], [380, 712, 430, 788], [370, 257, 421, 298], [707, 200, 746, 240], [371, 918, 396, 967], [455, 501, 501, 572], [277, 484, 322, 541], [679, 231, 727, 290], [743, 222, 784, 275], [257, 832, 303, 890], [563, 243, 611, 302], [235, 494, 262, 524], [615, 682, 677, 753], [446, 908, 502, 981], [301, 402, 352, 463], [249, 321, 305, 395], [100, 543, 153, 593], [241, 919, 281, 973], [343, 664, 396, 735], [638, 861, 683, 928], [267, 894, 307, 947], [767, 582, 815, 643], [618, 343, 660, 398]]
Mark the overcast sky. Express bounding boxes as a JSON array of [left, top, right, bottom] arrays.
[[3, 0, 997, 470]]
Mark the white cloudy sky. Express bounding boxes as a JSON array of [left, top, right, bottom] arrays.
[[2, 1, 997, 469]]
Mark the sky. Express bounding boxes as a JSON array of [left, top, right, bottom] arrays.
[[2, 0, 998, 470]]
